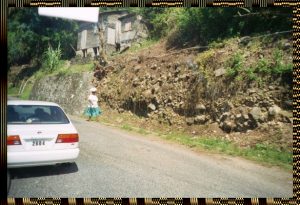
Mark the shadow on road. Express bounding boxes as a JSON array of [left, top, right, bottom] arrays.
[[10, 163, 79, 179]]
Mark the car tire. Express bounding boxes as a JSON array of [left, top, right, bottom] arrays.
[[7, 170, 11, 195]]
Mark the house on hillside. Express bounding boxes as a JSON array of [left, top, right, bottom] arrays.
[[76, 10, 149, 58]]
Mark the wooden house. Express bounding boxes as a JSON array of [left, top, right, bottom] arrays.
[[76, 10, 149, 58]]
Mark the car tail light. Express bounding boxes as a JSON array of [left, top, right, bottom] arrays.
[[7, 135, 22, 145], [56, 134, 79, 143]]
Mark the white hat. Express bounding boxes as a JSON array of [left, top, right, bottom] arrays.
[[90, 87, 97, 92]]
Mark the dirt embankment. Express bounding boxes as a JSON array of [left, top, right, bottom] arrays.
[[93, 36, 293, 150]]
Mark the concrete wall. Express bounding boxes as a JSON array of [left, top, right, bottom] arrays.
[[29, 72, 93, 115]]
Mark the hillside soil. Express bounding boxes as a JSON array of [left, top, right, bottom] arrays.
[[91, 36, 292, 153]]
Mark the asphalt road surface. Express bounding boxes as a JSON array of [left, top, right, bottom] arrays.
[[8, 115, 292, 197]]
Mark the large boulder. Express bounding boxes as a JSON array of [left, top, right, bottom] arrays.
[[186, 117, 195, 126], [148, 103, 156, 111], [268, 105, 281, 117], [195, 103, 206, 113], [219, 112, 230, 122], [214, 68, 226, 77], [249, 107, 266, 123], [220, 120, 234, 133], [194, 115, 207, 124], [239, 36, 251, 46]]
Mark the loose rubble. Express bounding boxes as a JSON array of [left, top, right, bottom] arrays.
[[92, 39, 292, 138]]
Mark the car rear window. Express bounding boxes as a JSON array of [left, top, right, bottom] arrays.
[[7, 105, 70, 124]]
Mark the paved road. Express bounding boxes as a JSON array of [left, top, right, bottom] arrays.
[[8, 115, 292, 197]]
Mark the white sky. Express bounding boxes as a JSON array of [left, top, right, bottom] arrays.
[[38, 8, 99, 23]]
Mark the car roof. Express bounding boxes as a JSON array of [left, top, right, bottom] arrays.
[[8, 100, 60, 107]]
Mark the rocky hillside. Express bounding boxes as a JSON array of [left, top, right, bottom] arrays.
[[94, 36, 292, 149]]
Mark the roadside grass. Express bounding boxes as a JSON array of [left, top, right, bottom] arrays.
[[137, 128, 149, 135], [121, 124, 134, 131], [121, 123, 151, 135], [97, 111, 292, 170], [162, 132, 292, 170]]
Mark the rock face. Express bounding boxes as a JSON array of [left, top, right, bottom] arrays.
[[95, 54, 292, 133], [30, 72, 93, 115]]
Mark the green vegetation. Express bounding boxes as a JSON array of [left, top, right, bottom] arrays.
[[35, 61, 93, 79], [224, 45, 292, 86], [127, 39, 158, 53], [8, 61, 93, 99], [8, 80, 34, 100], [98, 112, 291, 170], [136, 8, 292, 47], [163, 132, 292, 170], [273, 49, 293, 75], [54, 61, 94, 76], [226, 52, 244, 78], [120, 123, 150, 135], [45, 45, 62, 70], [42, 43, 62, 72], [111, 119, 292, 170], [97, 8, 291, 49], [121, 124, 134, 131], [8, 8, 78, 69], [244, 143, 292, 169], [7, 85, 19, 97], [19, 82, 33, 100], [8, 8, 291, 69], [137, 128, 149, 135]]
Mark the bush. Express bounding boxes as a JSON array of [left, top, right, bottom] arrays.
[[256, 58, 271, 74], [42, 43, 62, 71], [225, 52, 244, 78], [273, 49, 292, 75]]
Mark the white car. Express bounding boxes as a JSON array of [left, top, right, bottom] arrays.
[[7, 100, 80, 168]]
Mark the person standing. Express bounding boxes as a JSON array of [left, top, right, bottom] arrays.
[[85, 87, 101, 121]]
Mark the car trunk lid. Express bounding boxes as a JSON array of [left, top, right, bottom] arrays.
[[8, 123, 77, 151]]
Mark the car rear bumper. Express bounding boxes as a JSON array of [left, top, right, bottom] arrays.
[[7, 148, 80, 168]]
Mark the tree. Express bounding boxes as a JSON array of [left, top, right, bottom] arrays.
[[8, 8, 79, 69]]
